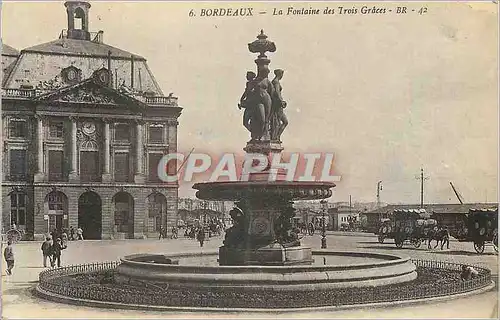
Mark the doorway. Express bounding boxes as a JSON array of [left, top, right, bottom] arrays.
[[78, 192, 102, 239]]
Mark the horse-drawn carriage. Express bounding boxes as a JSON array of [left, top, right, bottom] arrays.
[[453, 208, 498, 253], [377, 209, 437, 248]]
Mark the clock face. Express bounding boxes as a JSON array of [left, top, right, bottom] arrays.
[[82, 122, 96, 135]]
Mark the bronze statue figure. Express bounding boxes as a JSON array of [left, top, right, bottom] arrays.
[[238, 71, 257, 134], [239, 68, 274, 141], [253, 68, 274, 140], [223, 207, 247, 248], [270, 69, 288, 141]]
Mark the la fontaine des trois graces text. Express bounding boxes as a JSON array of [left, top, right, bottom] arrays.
[[188, 5, 429, 17]]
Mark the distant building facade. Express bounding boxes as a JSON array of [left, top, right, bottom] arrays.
[[2, 1, 182, 240]]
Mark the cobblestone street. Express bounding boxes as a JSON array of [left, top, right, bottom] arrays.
[[2, 233, 498, 318]]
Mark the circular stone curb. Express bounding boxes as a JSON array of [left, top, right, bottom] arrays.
[[34, 281, 496, 314], [116, 250, 417, 291]]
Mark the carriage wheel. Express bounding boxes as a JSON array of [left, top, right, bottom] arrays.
[[412, 238, 422, 249], [474, 241, 485, 254], [492, 232, 498, 253], [378, 235, 385, 244], [395, 238, 404, 248]]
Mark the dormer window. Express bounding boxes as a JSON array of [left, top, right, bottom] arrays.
[[61, 66, 82, 84]]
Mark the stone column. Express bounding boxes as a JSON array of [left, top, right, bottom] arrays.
[[69, 117, 79, 182], [34, 115, 45, 182], [134, 120, 145, 183], [102, 120, 112, 182]]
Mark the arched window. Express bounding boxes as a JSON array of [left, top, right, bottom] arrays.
[[10, 192, 26, 227], [48, 192, 65, 211], [74, 7, 85, 29]]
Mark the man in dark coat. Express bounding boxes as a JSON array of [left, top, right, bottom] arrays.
[[197, 227, 206, 247], [51, 238, 64, 268], [41, 236, 53, 267]]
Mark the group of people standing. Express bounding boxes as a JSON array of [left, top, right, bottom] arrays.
[[41, 236, 66, 268]]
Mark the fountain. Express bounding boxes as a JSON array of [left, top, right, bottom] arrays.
[[115, 30, 418, 290], [193, 30, 335, 266]]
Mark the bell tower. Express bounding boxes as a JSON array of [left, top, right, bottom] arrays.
[[65, 1, 91, 40]]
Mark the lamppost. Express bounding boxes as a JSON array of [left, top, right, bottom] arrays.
[[320, 200, 328, 249]]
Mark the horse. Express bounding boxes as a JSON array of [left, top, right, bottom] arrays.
[[425, 228, 449, 250]]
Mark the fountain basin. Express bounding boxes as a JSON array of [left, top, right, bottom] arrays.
[[116, 250, 417, 291], [193, 181, 335, 201]]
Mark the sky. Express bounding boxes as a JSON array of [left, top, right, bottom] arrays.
[[1, 1, 498, 204]]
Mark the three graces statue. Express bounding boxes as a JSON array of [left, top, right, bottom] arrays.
[[238, 68, 288, 142]]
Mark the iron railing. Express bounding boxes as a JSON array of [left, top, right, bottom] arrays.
[[37, 259, 492, 308]]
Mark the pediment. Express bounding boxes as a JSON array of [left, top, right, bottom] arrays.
[[34, 79, 147, 109]]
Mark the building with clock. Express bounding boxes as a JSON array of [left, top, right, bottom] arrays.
[[1, 1, 182, 240]]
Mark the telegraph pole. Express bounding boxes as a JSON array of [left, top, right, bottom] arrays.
[[415, 168, 430, 208], [376, 181, 382, 208]]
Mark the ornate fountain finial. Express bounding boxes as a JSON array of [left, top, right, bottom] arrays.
[[248, 29, 276, 60]]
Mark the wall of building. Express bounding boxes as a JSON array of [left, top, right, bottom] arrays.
[[2, 183, 178, 240]]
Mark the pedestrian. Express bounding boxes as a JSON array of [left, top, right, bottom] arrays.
[[158, 226, 164, 240], [3, 240, 15, 275], [197, 227, 206, 247], [76, 227, 84, 240], [61, 232, 68, 249], [51, 238, 65, 268], [41, 236, 53, 267], [440, 227, 450, 250], [171, 226, 178, 239], [50, 228, 58, 243], [461, 265, 479, 281], [69, 226, 75, 241]]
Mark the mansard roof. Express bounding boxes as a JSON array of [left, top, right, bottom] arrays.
[[23, 38, 145, 60]]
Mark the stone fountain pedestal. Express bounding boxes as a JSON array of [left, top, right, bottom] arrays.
[[194, 140, 334, 266], [219, 245, 313, 266]]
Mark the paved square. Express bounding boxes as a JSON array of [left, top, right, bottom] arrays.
[[2, 233, 498, 318]]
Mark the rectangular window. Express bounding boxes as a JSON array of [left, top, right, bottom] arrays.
[[48, 150, 65, 181], [49, 122, 64, 138], [80, 151, 100, 182], [114, 123, 130, 141], [9, 119, 27, 138], [114, 153, 130, 182], [149, 125, 163, 143], [148, 153, 163, 182], [10, 193, 26, 226], [9, 149, 27, 180]]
